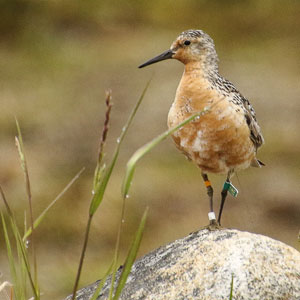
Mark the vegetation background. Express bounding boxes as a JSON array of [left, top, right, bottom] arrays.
[[0, 0, 299, 299]]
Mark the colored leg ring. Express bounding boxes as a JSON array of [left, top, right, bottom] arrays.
[[204, 180, 211, 187]]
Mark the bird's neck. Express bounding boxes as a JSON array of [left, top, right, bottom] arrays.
[[183, 61, 219, 80], [174, 61, 219, 107]]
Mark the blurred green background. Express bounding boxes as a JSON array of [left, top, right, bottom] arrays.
[[0, 0, 299, 299]]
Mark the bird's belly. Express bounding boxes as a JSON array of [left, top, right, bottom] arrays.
[[168, 102, 256, 174]]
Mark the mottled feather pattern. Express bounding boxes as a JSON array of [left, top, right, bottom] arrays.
[[209, 75, 264, 149]]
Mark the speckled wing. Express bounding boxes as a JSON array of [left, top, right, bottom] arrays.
[[242, 98, 264, 150], [217, 77, 264, 150]]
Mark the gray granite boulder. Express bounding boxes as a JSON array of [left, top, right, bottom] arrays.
[[66, 228, 300, 300]]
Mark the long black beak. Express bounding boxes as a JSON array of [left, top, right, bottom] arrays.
[[138, 49, 174, 68]]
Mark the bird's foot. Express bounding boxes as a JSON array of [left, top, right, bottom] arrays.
[[205, 219, 222, 231], [205, 212, 222, 230]]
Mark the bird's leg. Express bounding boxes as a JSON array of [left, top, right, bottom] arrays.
[[201, 172, 217, 226], [218, 170, 234, 225]]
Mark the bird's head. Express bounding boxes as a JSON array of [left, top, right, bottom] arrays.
[[139, 29, 219, 71]]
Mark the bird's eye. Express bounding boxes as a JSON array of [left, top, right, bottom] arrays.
[[184, 40, 191, 46]]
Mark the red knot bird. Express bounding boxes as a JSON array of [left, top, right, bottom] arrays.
[[139, 29, 264, 227]]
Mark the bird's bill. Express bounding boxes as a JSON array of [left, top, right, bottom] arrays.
[[138, 49, 174, 68]]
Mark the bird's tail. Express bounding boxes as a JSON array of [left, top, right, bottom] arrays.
[[251, 158, 265, 168]]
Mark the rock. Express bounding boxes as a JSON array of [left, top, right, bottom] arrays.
[[66, 228, 300, 300]]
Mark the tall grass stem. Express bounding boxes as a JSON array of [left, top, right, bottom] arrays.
[[71, 81, 150, 300], [15, 119, 39, 296]]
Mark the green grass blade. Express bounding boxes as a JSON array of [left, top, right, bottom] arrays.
[[12, 219, 39, 299], [89, 80, 151, 215], [113, 207, 148, 300], [72, 84, 150, 300], [14, 220, 29, 298], [122, 109, 209, 198], [5, 207, 38, 299], [23, 167, 85, 240], [1, 213, 21, 299], [0, 186, 13, 218], [93, 163, 106, 192], [15, 119, 26, 174], [15, 118, 39, 293], [229, 273, 234, 300], [89, 147, 119, 215], [108, 264, 117, 300], [90, 262, 114, 300]]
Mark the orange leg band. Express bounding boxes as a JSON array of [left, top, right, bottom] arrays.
[[204, 180, 211, 187]]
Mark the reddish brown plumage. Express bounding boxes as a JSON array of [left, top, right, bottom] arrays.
[[168, 62, 256, 174]]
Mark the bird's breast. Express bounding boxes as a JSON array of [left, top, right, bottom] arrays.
[[167, 78, 256, 174]]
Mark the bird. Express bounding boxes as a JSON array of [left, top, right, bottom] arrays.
[[138, 29, 264, 227]]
